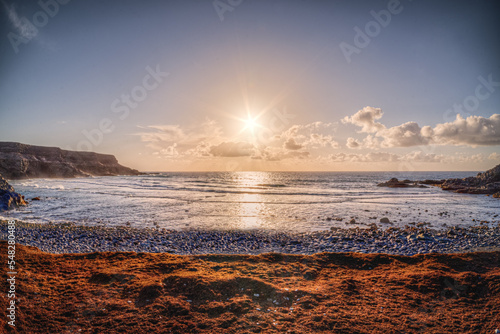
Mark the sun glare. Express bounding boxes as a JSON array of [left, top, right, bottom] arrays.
[[232, 110, 266, 138], [242, 116, 259, 132]]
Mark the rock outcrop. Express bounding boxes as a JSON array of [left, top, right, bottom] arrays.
[[440, 164, 500, 195], [0, 173, 26, 211], [377, 164, 500, 197], [0, 142, 141, 179], [377, 178, 427, 188]]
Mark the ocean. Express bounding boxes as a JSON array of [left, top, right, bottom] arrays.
[[2, 171, 499, 232]]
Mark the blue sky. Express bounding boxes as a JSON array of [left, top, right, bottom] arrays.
[[1, 0, 499, 171]]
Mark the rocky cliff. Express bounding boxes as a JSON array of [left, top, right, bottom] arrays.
[[0, 142, 141, 179], [377, 164, 500, 198], [0, 174, 26, 211], [440, 164, 500, 195]]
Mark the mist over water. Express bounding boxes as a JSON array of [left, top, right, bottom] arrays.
[[2, 172, 498, 232]]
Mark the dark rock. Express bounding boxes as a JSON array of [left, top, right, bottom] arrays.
[[378, 165, 500, 196], [377, 178, 404, 187], [439, 164, 500, 195], [0, 173, 26, 211], [32, 197, 41, 201], [418, 179, 445, 185], [0, 142, 141, 179], [377, 178, 427, 188], [380, 218, 391, 224]]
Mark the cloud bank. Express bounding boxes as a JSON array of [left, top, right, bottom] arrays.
[[136, 106, 499, 169], [343, 106, 500, 148]]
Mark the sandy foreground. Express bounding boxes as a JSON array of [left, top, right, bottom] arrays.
[[0, 241, 499, 333]]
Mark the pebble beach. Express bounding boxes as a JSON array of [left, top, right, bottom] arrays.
[[2, 219, 499, 256]]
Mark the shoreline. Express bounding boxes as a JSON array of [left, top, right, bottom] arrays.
[[2, 220, 499, 256]]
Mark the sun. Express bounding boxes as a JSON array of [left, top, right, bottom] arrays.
[[242, 116, 259, 132], [232, 111, 265, 138]]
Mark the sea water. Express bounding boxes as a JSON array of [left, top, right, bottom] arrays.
[[2, 171, 499, 232]]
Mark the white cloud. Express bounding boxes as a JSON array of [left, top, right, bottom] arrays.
[[329, 152, 399, 163], [342, 106, 385, 133], [343, 107, 500, 147], [138, 119, 329, 160], [256, 148, 310, 161], [433, 114, 500, 146], [378, 122, 431, 147], [346, 135, 380, 149], [362, 135, 381, 149], [329, 151, 446, 163], [488, 152, 500, 161], [281, 125, 304, 140], [141, 125, 185, 143], [346, 137, 361, 149], [455, 153, 485, 163], [153, 144, 179, 157], [136, 110, 498, 166], [209, 141, 255, 157], [402, 151, 445, 163], [137, 119, 224, 154], [305, 133, 339, 148], [184, 143, 212, 157], [284, 138, 303, 150], [279, 122, 339, 150]]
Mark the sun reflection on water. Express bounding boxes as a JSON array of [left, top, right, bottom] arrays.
[[233, 172, 270, 229]]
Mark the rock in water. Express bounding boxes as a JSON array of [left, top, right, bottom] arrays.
[[0, 173, 26, 211], [377, 178, 426, 188], [0, 142, 141, 179]]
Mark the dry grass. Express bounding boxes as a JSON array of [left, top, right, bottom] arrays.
[[1, 242, 499, 333]]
